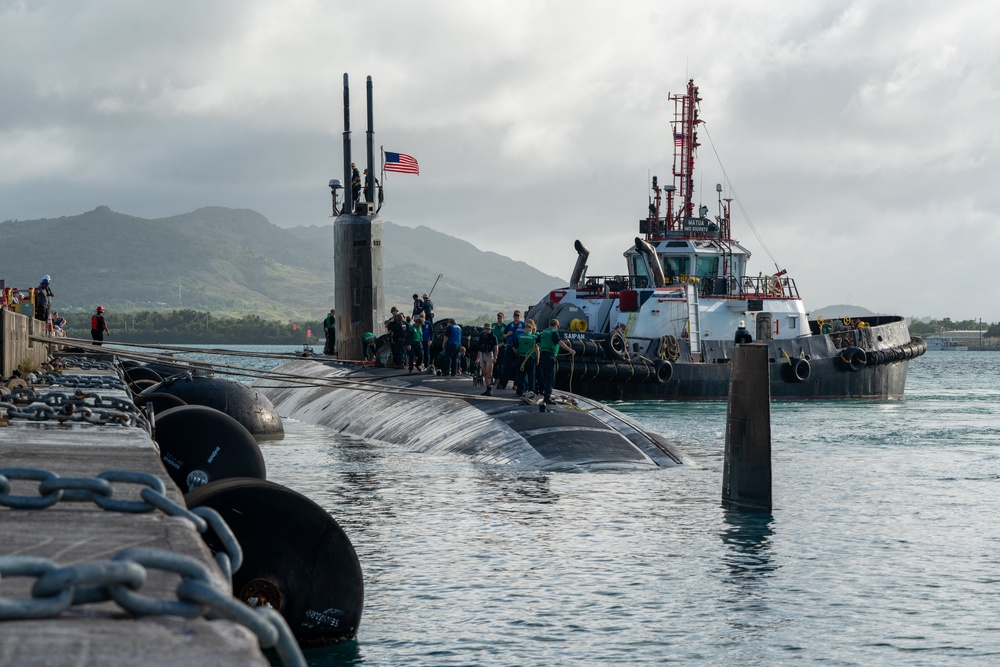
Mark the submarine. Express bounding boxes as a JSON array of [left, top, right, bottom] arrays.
[[254, 359, 687, 470], [254, 73, 688, 471]]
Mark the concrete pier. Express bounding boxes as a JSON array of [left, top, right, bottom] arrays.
[[0, 352, 271, 665]]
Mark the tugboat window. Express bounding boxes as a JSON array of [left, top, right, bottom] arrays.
[[660, 255, 688, 277], [696, 256, 719, 278], [631, 256, 650, 288]]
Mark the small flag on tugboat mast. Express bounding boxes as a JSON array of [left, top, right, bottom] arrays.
[[674, 133, 684, 146], [383, 149, 419, 175]]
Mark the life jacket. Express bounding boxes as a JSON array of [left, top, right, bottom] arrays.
[[517, 333, 538, 358], [91, 315, 100, 329], [538, 328, 560, 355]]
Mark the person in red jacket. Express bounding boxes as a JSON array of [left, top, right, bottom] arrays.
[[91, 305, 110, 345]]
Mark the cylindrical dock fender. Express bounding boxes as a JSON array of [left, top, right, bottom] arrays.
[[134, 391, 187, 414], [124, 366, 163, 395], [185, 478, 364, 645], [837, 346, 867, 372], [783, 357, 811, 382], [144, 374, 283, 440], [154, 405, 267, 492]]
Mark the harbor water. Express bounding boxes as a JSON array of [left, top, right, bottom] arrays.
[[194, 348, 1000, 665]]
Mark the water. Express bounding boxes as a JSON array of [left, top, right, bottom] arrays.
[[193, 348, 1000, 665]]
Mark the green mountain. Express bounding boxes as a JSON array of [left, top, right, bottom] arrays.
[[0, 206, 565, 322]]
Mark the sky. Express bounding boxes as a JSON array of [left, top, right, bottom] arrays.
[[2, 0, 999, 321]]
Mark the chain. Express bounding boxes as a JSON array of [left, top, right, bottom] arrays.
[[0, 469, 241, 575], [0, 389, 150, 432], [0, 468, 295, 661], [34, 373, 128, 391], [55, 357, 118, 371], [0, 548, 305, 667]]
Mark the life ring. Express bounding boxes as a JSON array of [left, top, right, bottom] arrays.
[[654, 359, 672, 384], [783, 357, 810, 383], [837, 346, 867, 372]]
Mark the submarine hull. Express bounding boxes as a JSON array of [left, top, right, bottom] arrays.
[[254, 360, 688, 470]]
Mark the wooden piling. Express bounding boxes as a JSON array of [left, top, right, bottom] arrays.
[[722, 343, 772, 511]]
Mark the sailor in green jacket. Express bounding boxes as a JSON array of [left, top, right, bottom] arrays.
[[538, 318, 575, 404], [407, 316, 425, 372], [362, 331, 377, 361], [514, 319, 540, 398]]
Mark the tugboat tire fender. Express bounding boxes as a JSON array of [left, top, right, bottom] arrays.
[[785, 357, 810, 383], [838, 346, 867, 372], [604, 330, 628, 359], [654, 359, 672, 384]]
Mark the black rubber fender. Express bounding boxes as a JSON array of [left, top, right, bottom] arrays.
[[838, 346, 867, 372], [783, 357, 811, 382], [185, 478, 364, 645], [124, 366, 163, 395], [654, 359, 672, 384], [143, 375, 283, 440], [154, 405, 266, 492], [603, 330, 628, 359], [134, 391, 187, 412]]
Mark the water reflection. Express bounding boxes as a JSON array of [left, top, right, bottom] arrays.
[[475, 466, 558, 505], [720, 508, 777, 582]]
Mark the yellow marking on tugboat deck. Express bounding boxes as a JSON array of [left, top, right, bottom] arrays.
[[0, 365, 270, 666]]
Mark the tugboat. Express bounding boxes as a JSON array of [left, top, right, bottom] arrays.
[[526, 79, 926, 401]]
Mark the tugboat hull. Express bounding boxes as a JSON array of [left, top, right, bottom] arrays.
[[551, 318, 924, 401]]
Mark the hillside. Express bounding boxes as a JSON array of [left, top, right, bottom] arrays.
[[0, 206, 565, 322]]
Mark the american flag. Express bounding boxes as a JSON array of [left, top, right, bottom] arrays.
[[384, 151, 419, 175], [674, 133, 684, 146]]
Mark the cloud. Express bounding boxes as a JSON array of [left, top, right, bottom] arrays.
[[2, 0, 1000, 319]]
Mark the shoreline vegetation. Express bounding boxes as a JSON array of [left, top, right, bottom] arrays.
[[47, 309, 1000, 346], [59, 309, 323, 345]]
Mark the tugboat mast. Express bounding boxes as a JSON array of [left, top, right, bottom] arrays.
[[644, 79, 732, 242], [672, 79, 701, 233]]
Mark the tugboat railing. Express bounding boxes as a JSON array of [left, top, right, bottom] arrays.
[[577, 274, 800, 300]]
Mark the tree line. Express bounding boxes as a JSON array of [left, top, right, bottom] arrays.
[[908, 318, 1000, 338], [61, 309, 323, 344]]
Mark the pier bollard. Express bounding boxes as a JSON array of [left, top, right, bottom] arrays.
[[722, 343, 772, 511]]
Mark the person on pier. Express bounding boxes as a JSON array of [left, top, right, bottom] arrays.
[[35, 275, 53, 327], [91, 305, 109, 345]]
